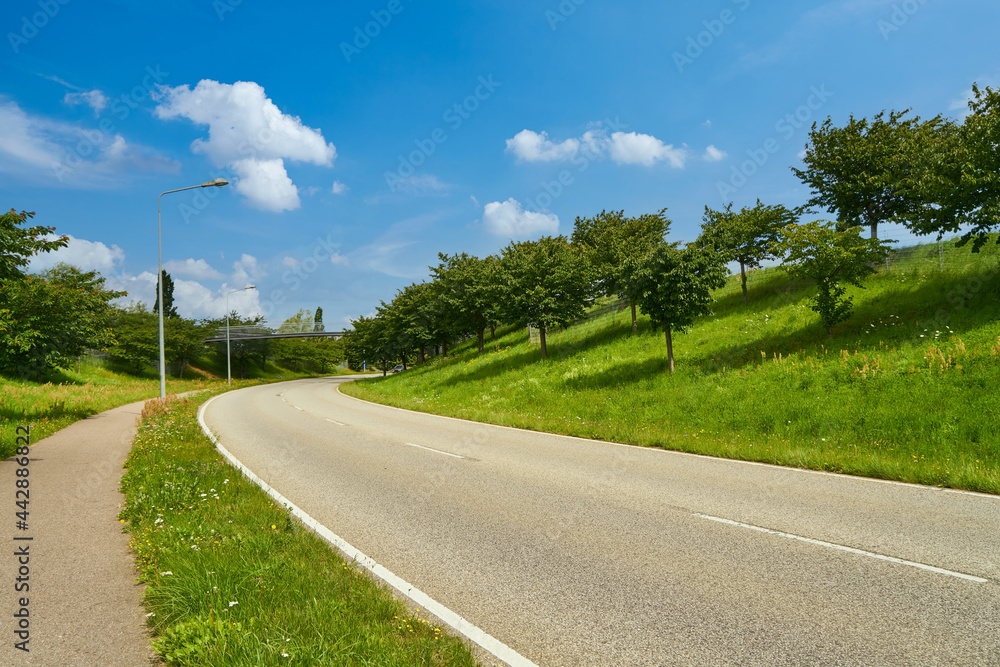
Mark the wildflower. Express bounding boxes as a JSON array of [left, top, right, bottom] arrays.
[[229, 601, 238, 607]]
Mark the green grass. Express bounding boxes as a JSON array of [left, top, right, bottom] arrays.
[[343, 238, 1000, 495], [120, 394, 478, 666]]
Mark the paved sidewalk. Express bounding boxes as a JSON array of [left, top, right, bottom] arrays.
[[1, 400, 159, 666]]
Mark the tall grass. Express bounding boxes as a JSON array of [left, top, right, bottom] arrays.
[[120, 395, 478, 666], [344, 239, 1000, 495]]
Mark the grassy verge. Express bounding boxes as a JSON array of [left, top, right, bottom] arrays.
[[343, 240, 1000, 495], [119, 393, 478, 666]]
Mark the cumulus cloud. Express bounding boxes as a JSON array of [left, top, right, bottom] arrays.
[[505, 130, 581, 162], [332, 180, 349, 195], [505, 126, 688, 168], [164, 258, 224, 280], [63, 90, 108, 115], [0, 100, 179, 188], [704, 145, 728, 162], [231, 253, 265, 287], [483, 199, 559, 238], [330, 252, 350, 266], [154, 80, 336, 212], [28, 234, 125, 274], [607, 132, 688, 167]]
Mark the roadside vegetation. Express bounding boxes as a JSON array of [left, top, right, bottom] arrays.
[[343, 238, 1000, 495], [119, 393, 477, 666]]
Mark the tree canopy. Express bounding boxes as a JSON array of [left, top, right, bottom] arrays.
[[0, 209, 68, 282]]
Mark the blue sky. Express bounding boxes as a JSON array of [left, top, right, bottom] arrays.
[[3, 0, 997, 329]]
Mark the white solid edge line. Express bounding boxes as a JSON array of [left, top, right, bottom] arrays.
[[326, 418, 346, 426], [334, 384, 1000, 502], [694, 513, 989, 584], [198, 395, 537, 667], [405, 442, 465, 459]]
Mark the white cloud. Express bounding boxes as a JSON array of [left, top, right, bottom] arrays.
[[505, 126, 688, 168], [232, 158, 300, 212], [483, 199, 559, 238], [607, 132, 688, 167], [330, 252, 350, 266], [154, 80, 336, 212], [231, 253, 265, 287], [63, 90, 108, 115], [282, 256, 300, 268], [505, 129, 581, 162], [28, 234, 124, 274], [164, 258, 224, 280], [0, 100, 179, 188], [332, 180, 349, 195], [704, 145, 728, 162]]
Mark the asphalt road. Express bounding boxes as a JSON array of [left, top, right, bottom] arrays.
[[202, 377, 1000, 666]]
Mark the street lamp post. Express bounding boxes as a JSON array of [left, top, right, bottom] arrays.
[[226, 285, 256, 385], [158, 178, 229, 399]]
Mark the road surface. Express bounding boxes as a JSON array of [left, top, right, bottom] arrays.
[[202, 377, 1000, 666]]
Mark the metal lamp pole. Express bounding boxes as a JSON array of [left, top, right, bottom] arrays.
[[226, 285, 256, 386], [157, 178, 229, 399]]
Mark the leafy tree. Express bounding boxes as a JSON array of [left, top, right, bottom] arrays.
[[107, 303, 158, 374], [314, 306, 324, 332], [904, 84, 1000, 251], [0, 209, 68, 281], [164, 317, 209, 378], [0, 264, 124, 380], [776, 221, 893, 338], [699, 200, 797, 305], [499, 235, 595, 359], [572, 209, 669, 333], [153, 270, 179, 319], [429, 253, 502, 353], [793, 110, 924, 239], [344, 315, 395, 375], [634, 244, 728, 374], [207, 312, 269, 377]]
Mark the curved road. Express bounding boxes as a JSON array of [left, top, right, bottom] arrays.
[[202, 377, 1000, 666]]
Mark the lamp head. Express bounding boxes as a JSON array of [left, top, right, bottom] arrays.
[[201, 178, 229, 188]]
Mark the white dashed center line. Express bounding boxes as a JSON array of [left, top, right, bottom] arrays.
[[695, 513, 988, 583], [405, 443, 465, 459]]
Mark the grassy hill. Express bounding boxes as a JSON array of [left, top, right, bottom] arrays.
[[343, 238, 1000, 495]]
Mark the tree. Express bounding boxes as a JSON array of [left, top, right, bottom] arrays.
[[164, 317, 209, 378], [344, 315, 395, 375], [429, 253, 502, 353], [314, 306, 324, 332], [904, 84, 1000, 252], [0, 209, 68, 281], [793, 110, 924, 239], [572, 209, 669, 333], [634, 244, 728, 373], [107, 303, 158, 374], [153, 270, 178, 319], [0, 264, 124, 380], [499, 235, 595, 359], [698, 200, 797, 305], [776, 221, 893, 338]]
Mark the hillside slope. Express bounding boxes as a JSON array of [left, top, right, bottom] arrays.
[[343, 239, 1000, 494]]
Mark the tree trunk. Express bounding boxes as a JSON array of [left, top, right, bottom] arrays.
[[539, 325, 548, 359], [740, 260, 748, 306], [490, 325, 496, 340], [665, 327, 675, 374], [442, 341, 448, 357], [418, 346, 425, 363], [477, 327, 485, 354], [870, 222, 877, 240], [630, 300, 638, 334]]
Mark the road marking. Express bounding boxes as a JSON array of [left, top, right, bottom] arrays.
[[326, 418, 346, 426], [293, 405, 303, 411], [694, 513, 988, 584], [197, 396, 537, 667], [406, 442, 465, 459]]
